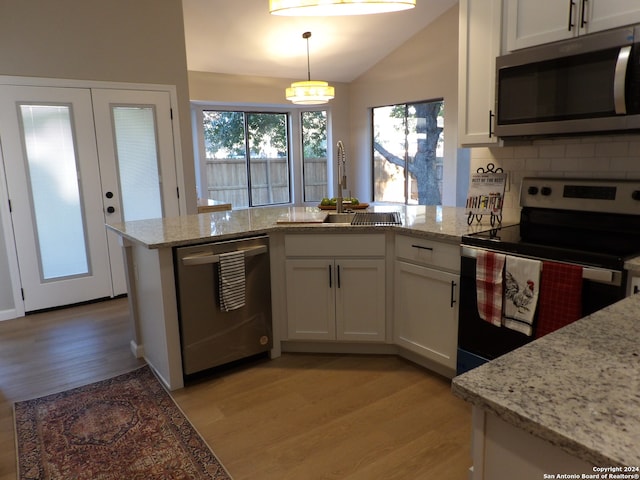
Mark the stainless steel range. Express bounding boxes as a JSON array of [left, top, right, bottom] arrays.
[[457, 177, 640, 374]]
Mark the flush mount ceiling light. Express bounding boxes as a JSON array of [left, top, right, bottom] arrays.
[[270, 0, 416, 16], [286, 32, 335, 105]]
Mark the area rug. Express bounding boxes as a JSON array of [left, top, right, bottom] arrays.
[[14, 366, 232, 480]]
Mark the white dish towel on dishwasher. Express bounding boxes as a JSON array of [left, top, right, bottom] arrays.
[[218, 250, 246, 312]]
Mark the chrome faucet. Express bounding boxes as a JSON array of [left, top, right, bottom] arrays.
[[336, 140, 347, 213]]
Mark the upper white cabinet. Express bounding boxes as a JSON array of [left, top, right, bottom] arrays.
[[458, 0, 503, 146], [505, 0, 640, 51]]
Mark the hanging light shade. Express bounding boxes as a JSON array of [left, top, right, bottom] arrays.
[[286, 32, 335, 105], [270, 0, 416, 16]]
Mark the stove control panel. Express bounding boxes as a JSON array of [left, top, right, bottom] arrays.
[[521, 177, 640, 214]]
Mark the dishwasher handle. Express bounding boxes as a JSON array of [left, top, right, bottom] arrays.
[[181, 245, 267, 266]]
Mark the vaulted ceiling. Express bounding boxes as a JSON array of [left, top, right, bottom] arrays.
[[182, 0, 458, 83]]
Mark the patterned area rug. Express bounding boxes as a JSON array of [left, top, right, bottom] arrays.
[[14, 366, 232, 479]]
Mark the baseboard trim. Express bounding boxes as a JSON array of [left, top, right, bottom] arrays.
[[130, 340, 145, 358]]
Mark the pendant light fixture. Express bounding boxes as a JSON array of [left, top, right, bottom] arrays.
[[270, 0, 416, 16], [286, 32, 335, 105]]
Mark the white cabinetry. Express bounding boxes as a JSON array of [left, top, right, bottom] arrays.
[[458, 0, 503, 146], [469, 408, 593, 480], [393, 235, 460, 371], [505, 0, 640, 51], [285, 234, 386, 342]]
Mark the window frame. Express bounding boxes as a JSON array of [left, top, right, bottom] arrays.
[[371, 98, 444, 206], [192, 104, 330, 208]]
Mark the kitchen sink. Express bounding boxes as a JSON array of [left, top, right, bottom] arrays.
[[323, 211, 401, 226], [323, 213, 356, 224]]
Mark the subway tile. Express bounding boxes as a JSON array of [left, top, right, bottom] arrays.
[[565, 143, 596, 158], [595, 142, 629, 157], [538, 144, 566, 158]]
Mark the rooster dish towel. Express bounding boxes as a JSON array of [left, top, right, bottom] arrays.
[[503, 256, 541, 336]]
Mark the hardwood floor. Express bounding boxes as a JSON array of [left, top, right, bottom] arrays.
[[0, 298, 471, 479]]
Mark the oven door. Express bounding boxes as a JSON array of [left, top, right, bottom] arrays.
[[457, 246, 626, 374]]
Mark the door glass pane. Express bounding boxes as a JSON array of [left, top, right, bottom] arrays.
[[247, 113, 290, 206], [112, 106, 163, 221], [302, 111, 328, 202], [19, 104, 89, 280]]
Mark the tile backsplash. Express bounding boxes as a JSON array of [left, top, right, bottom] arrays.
[[470, 134, 640, 209]]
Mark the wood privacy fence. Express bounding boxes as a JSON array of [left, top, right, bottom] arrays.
[[205, 157, 327, 208]]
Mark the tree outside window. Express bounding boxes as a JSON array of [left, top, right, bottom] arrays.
[[373, 99, 444, 205], [202, 110, 290, 208]]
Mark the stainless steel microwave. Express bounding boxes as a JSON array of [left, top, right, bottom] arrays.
[[495, 24, 640, 138]]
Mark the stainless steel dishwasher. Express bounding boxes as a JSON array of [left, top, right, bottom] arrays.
[[174, 235, 272, 376]]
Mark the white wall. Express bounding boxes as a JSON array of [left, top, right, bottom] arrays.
[[188, 70, 351, 204], [0, 0, 194, 316], [348, 5, 462, 205], [471, 135, 640, 209]]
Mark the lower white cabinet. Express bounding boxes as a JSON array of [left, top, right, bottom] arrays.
[[393, 235, 460, 371], [284, 234, 386, 342]]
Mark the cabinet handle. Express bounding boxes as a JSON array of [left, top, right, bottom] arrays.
[[411, 244, 433, 251], [328, 265, 332, 288], [568, 0, 575, 31], [450, 281, 457, 308], [337, 264, 341, 288], [580, 0, 588, 28], [488, 110, 495, 138]]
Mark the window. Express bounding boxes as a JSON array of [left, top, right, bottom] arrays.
[[301, 110, 328, 202], [373, 99, 444, 205], [201, 110, 291, 208]]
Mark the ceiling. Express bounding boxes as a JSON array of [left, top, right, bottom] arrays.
[[182, 0, 458, 84]]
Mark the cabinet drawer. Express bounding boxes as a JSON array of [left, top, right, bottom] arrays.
[[285, 234, 385, 257], [395, 235, 460, 271]]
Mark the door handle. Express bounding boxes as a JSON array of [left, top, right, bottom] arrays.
[[568, 0, 576, 31], [488, 110, 495, 138], [450, 281, 457, 308], [614, 46, 631, 114], [580, 0, 588, 29], [181, 245, 267, 265]]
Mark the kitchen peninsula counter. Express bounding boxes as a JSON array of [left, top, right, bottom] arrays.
[[106, 205, 517, 391], [452, 293, 640, 474], [107, 205, 517, 249]]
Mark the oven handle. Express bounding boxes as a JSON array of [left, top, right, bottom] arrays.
[[461, 245, 621, 285], [181, 245, 267, 266]]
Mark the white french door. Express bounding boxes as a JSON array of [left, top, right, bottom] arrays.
[[0, 84, 180, 312], [0, 86, 112, 311], [92, 89, 180, 296]]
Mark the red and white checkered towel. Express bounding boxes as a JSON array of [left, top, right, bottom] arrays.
[[535, 261, 583, 338], [476, 250, 506, 327]]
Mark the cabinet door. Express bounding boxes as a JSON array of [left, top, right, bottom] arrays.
[[335, 259, 386, 342], [394, 261, 459, 370], [505, 0, 576, 51], [285, 259, 335, 340], [585, 0, 640, 34], [458, 0, 502, 146]]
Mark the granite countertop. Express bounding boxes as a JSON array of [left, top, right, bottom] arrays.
[[107, 205, 519, 249], [452, 293, 640, 467]]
